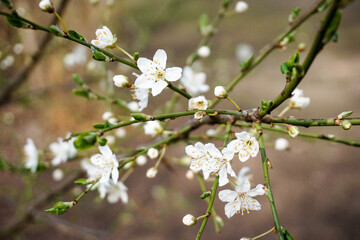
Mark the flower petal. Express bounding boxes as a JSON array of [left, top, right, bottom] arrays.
[[218, 167, 229, 187], [153, 49, 167, 69], [224, 201, 239, 218], [137, 57, 155, 74], [165, 67, 182, 82], [248, 184, 265, 197], [218, 189, 238, 202], [134, 74, 154, 89], [151, 80, 168, 96], [111, 167, 119, 183], [235, 177, 251, 193]]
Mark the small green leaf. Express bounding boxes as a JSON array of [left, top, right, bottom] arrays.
[[49, 25, 65, 37], [1, 0, 14, 10], [133, 52, 139, 61], [288, 7, 300, 23], [317, 0, 331, 12], [72, 74, 85, 87], [131, 113, 148, 121], [68, 30, 87, 43], [74, 178, 90, 185], [72, 89, 90, 98], [239, 55, 253, 70], [280, 62, 290, 74], [286, 52, 300, 68], [92, 49, 106, 61], [93, 123, 105, 129], [97, 137, 107, 146], [6, 16, 30, 28], [45, 207, 56, 214], [73, 133, 97, 150], [200, 191, 211, 199], [281, 229, 294, 240], [323, 10, 342, 44]]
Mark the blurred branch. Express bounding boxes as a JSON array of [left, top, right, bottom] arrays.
[[0, 0, 71, 107], [0, 171, 82, 238], [210, 0, 327, 109]]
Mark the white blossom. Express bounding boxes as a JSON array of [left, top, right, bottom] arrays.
[[188, 96, 208, 110], [98, 181, 128, 204], [180, 66, 209, 96], [235, 43, 253, 62], [91, 26, 116, 49], [63, 45, 87, 69], [182, 214, 197, 226], [206, 129, 216, 137], [290, 88, 310, 109], [127, 101, 140, 112], [197, 46, 211, 58], [235, 1, 248, 13], [39, 0, 54, 12], [102, 111, 113, 121], [0, 55, 15, 70], [135, 49, 182, 96], [49, 137, 77, 166], [227, 132, 259, 162], [134, 88, 149, 111], [147, 148, 159, 159], [274, 138, 289, 151], [52, 169, 64, 181], [185, 170, 194, 180], [214, 86, 228, 98], [219, 177, 265, 218], [113, 75, 129, 87], [135, 155, 147, 166], [144, 120, 163, 136], [90, 145, 119, 183], [146, 167, 158, 178], [13, 43, 24, 55], [24, 138, 38, 173], [115, 128, 126, 138]]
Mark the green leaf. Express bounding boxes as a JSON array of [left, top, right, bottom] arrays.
[[49, 25, 65, 37], [280, 62, 290, 74], [92, 49, 106, 61], [97, 137, 107, 146], [317, 0, 331, 12], [289, 7, 300, 23], [72, 74, 85, 87], [5, 16, 30, 29], [74, 178, 90, 185], [133, 52, 139, 61], [93, 123, 105, 129], [68, 30, 87, 43], [200, 191, 211, 199], [45, 207, 56, 214], [286, 52, 300, 68], [72, 89, 90, 98], [239, 55, 253, 70], [73, 133, 97, 150], [281, 229, 294, 240], [131, 113, 148, 121], [1, 0, 14, 10]]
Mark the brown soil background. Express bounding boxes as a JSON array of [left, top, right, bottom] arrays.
[[0, 1, 360, 239]]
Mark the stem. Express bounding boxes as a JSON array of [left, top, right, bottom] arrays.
[[195, 176, 219, 240], [115, 45, 134, 61], [255, 123, 284, 240], [226, 96, 241, 111], [262, 117, 360, 127], [252, 227, 276, 240], [209, 0, 327, 109], [167, 82, 192, 99], [277, 106, 290, 117], [258, 0, 341, 117], [154, 145, 167, 168], [53, 11, 67, 33], [73, 179, 99, 205]]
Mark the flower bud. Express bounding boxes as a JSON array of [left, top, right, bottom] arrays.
[[113, 75, 129, 87], [337, 111, 353, 120], [182, 214, 197, 226], [52, 169, 64, 181], [274, 138, 289, 151], [102, 111, 113, 121], [146, 167, 158, 178], [147, 148, 159, 159], [287, 125, 299, 138], [185, 170, 194, 180], [135, 155, 147, 166], [214, 86, 228, 98], [39, 0, 54, 13], [297, 42, 306, 52], [235, 1, 248, 13], [197, 46, 210, 58], [341, 120, 351, 130]]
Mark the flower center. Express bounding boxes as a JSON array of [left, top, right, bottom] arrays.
[[154, 68, 165, 81]]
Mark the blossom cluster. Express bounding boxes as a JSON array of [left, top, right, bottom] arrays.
[[185, 131, 265, 218]]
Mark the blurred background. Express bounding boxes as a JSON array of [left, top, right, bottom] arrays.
[[0, 0, 360, 239]]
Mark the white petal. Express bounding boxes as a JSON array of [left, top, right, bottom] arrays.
[[248, 184, 265, 197], [235, 177, 251, 193], [99, 145, 113, 158], [238, 149, 250, 162], [222, 147, 234, 160], [137, 57, 154, 74], [218, 189, 238, 202], [227, 163, 236, 178], [218, 167, 229, 187], [134, 74, 154, 89], [111, 167, 119, 183], [151, 80, 168, 96], [165, 67, 182, 82], [90, 154, 103, 166], [153, 49, 167, 69], [235, 132, 250, 140], [224, 201, 239, 218]]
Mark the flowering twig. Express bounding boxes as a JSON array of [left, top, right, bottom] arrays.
[[255, 123, 284, 240], [262, 116, 360, 127]]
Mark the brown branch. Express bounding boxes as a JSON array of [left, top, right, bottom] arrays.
[[0, 0, 71, 106]]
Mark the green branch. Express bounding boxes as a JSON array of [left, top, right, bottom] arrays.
[[209, 0, 327, 109], [258, 0, 341, 117], [255, 123, 284, 240], [262, 117, 360, 127]]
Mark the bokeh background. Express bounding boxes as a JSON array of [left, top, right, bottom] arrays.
[[1, 0, 360, 239]]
